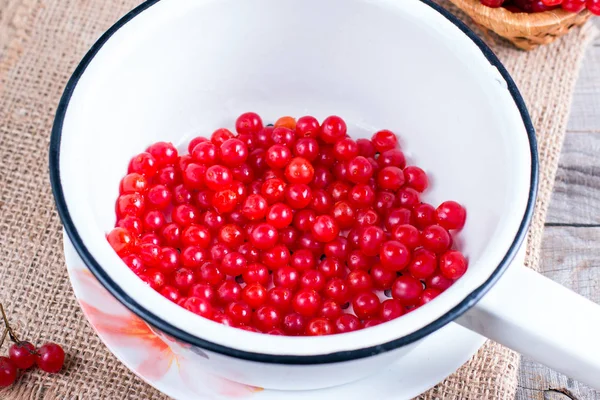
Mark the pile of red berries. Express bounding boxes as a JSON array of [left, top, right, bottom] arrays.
[[107, 113, 468, 336], [0, 304, 65, 387], [481, 0, 600, 14]]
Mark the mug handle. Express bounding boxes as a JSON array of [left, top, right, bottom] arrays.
[[456, 263, 600, 390]]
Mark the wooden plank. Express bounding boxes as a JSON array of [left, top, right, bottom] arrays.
[[567, 19, 600, 133], [546, 132, 600, 225], [516, 226, 600, 399]]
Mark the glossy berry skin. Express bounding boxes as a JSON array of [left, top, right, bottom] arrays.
[[236, 112, 263, 136], [254, 306, 282, 332], [358, 225, 385, 257], [435, 201, 467, 230], [588, 0, 600, 15], [250, 223, 278, 250], [380, 240, 411, 271], [36, 343, 65, 373], [371, 129, 398, 152], [111, 114, 470, 336], [561, 0, 586, 11], [347, 156, 374, 184], [107, 228, 135, 256], [420, 288, 442, 305], [352, 291, 381, 319], [0, 357, 17, 387], [404, 166, 428, 192], [480, 0, 505, 6], [312, 215, 340, 243], [392, 275, 423, 306], [380, 299, 405, 321], [129, 152, 158, 178], [9, 341, 37, 369], [296, 116, 320, 138], [282, 313, 306, 336], [335, 314, 362, 333], [421, 225, 452, 254], [285, 157, 314, 184], [408, 248, 438, 280], [371, 264, 396, 290], [220, 139, 248, 167], [377, 166, 405, 191], [439, 251, 468, 280], [319, 116, 347, 144], [293, 289, 322, 317], [305, 317, 334, 336]]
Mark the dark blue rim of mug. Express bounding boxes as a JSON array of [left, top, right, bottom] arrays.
[[49, 0, 539, 365]]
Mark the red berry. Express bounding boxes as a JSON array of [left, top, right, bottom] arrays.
[[352, 291, 381, 319], [0, 357, 17, 387], [116, 216, 143, 237], [380, 299, 405, 321], [319, 299, 342, 320], [218, 224, 245, 247], [427, 273, 453, 291], [266, 144, 293, 169], [181, 224, 211, 248], [9, 341, 36, 370], [348, 184, 375, 209], [271, 127, 296, 148], [262, 245, 291, 269], [172, 204, 199, 226], [358, 226, 385, 257], [107, 227, 135, 256], [261, 178, 287, 204], [268, 287, 294, 313], [285, 157, 314, 184], [347, 156, 374, 184], [243, 263, 270, 286], [220, 139, 248, 167], [226, 302, 252, 326], [377, 166, 405, 191], [301, 270, 326, 292], [392, 275, 423, 306], [174, 268, 196, 290], [420, 288, 442, 305], [147, 142, 178, 167], [282, 313, 306, 335], [378, 149, 406, 169], [397, 188, 420, 208], [588, 0, 600, 14], [129, 152, 158, 177], [435, 201, 467, 230], [221, 252, 248, 276], [285, 183, 313, 209], [266, 203, 293, 229], [236, 112, 263, 136], [290, 249, 316, 271], [380, 240, 411, 271], [323, 237, 349, 260], [404, 166, 428, 192], [413, 203, 436, 229], [333, 138, 359, 161], [190, 283, 217, 303], [293, 289, 322, 317], [392, 224, 421, 249], [254, 305, 282, 332], [116, 193, 145, 218], [421, 225, 452, 253], [561, 0, 585, 11], [273, 265, 299, 289], [371, 129, 398, 152], [371, 264, 396, 290], [319, 116, 347, 144], [335, 314, 362, 333], [312, 215, 340, 243], [439, 251, 468, 280], [305, 317, 334, 336], [331, 201, 355, 229], [200, 262, 225, 286], [480, 0, 506, 6], [159, 247, 180, 272], [217, 281, 242, 304], [120, 173, 148, 194], [294, 138, 320, 162], [36, 343, 65, 373], [161, 286, 182, 303], [296, 116, 321, 138], [204, 165, 233, 191], [242, 283, 268, 309], [408, 248, 438, 279], [346, 270, 373, 293], [250, 223, 278, 249]]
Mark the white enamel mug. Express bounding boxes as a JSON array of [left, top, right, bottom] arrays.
[[49, 0, 600, 392]]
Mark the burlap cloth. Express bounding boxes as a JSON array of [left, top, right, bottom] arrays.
[[0, 0, 597, 398]]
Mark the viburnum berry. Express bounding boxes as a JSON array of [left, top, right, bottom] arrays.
[[109, 112, 469, 336], [0, 357, 17, 387]]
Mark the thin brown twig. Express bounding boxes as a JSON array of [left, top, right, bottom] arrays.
[[0, 328, 8, 349], [0, 303, 20, 343]]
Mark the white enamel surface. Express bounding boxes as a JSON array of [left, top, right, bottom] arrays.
[[65, 232, 487, 397], [458, 258, 600, 389], [58, 0, 531, 358]]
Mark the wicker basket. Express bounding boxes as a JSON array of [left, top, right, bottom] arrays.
[[448, 0, 593, 50]]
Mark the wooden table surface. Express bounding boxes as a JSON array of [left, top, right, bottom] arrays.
[[515, 19, 600, 400]]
